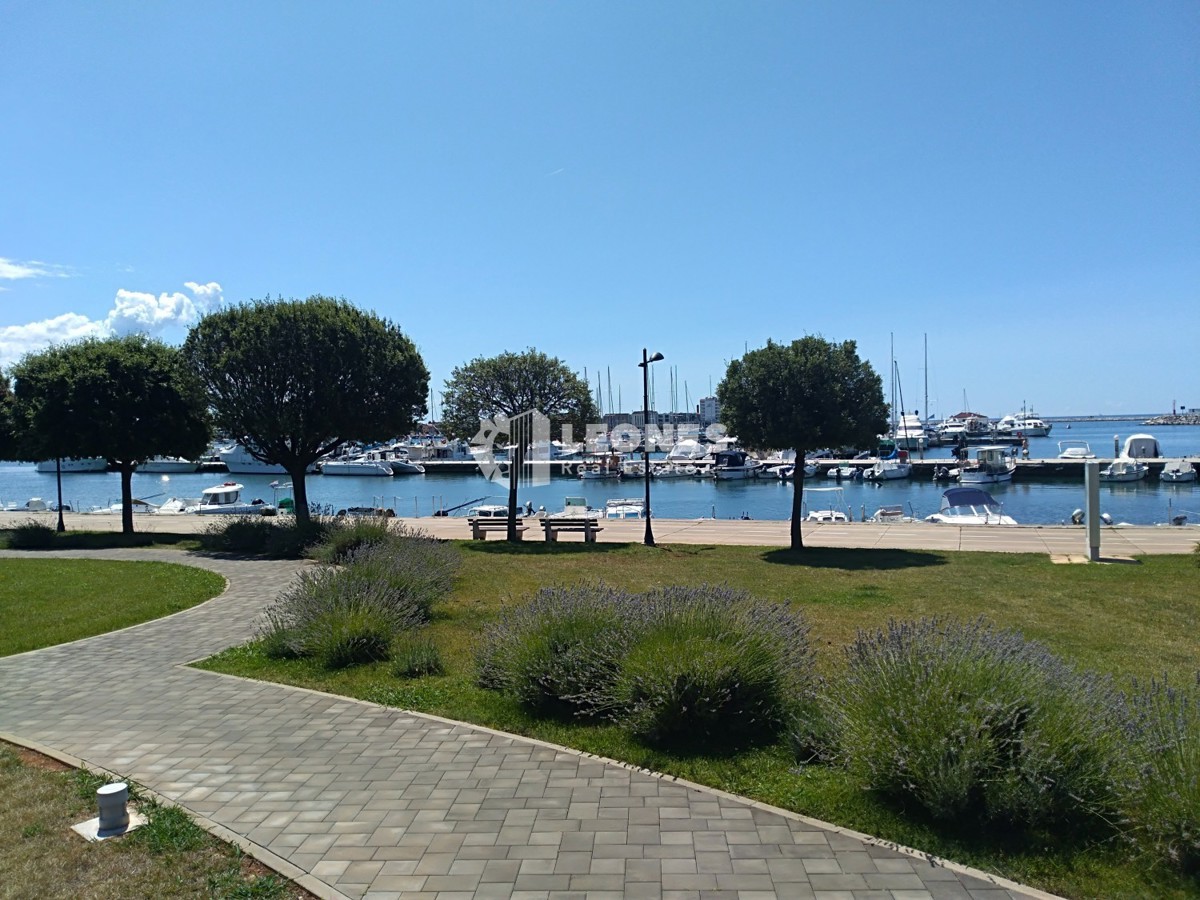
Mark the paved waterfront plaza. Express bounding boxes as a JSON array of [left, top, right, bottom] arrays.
[[5, 536, 1164, 898]]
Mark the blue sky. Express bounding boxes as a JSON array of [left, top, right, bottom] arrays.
[[2, 2, 1197, 418]]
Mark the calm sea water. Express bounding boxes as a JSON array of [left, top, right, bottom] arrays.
[[3, 419, 1198, 527]]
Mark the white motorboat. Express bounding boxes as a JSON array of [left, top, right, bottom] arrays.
[[869, 504, 919, 523], [802, 487, 851, 523], [605, 498, 646, 519], [1159, 460, 1197, 483], [4, 497, 50, 512], [156, 497, 201, 515], [186, 482, 276, 515], [925, 487, 1017, 525], [892, 414, 928, 451], [712, 449, 763, 480], [997, 412, 1052, 438], [85, 497, 160, 515], [320, 455, 395, 477], [362, 447, 425, 475], [665, 439, 709, 462], [550, 496, 602, 520], [1057, 440, 1096, 459], [136, 456, 199, 474], [826, 464, 862, 480], [35, 457, 107, 473], [217, 442, 317, 475], [466, 504, 510, 518], [958, 446, 1017, 484], [1118, 433, 1162, 460], [1099, 458, 1148, 483]]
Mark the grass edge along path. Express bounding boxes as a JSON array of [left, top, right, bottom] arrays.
[[0, 737, 318, 900], [200, 541, 1200, 899], [0, 558, 225, 657]]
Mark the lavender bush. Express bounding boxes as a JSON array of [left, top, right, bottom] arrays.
[[260, 534, 458, 668], [476, 583, 817, 748], [1125, 674, 1200, 871], [831, 618, 1132, 826], [611, 586, 815, 748], [476, 583, 639, 717], [311, 517, 395, 564]]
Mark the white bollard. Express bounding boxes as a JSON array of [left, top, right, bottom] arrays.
[[97, 782, 130, 834]]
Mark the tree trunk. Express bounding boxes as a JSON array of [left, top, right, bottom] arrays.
[[291, 468, 310, 526], [789, 447, 805, 550], [120, 463, 135, 535]]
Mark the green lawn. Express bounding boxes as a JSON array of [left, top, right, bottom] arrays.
[[199, 541, 1200, 899], [0, 559, 225, 656]]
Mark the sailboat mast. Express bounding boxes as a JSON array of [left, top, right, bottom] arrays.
[[923, 333, 928, 424], [889, 333, 896, 434]]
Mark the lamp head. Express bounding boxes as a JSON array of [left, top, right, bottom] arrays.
[[640, 351, 665, 367]]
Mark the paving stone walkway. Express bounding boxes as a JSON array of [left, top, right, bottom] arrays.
[[0, 549, 1060, 900]]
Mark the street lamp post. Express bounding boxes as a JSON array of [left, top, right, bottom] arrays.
[[639, 348, 664, 546]]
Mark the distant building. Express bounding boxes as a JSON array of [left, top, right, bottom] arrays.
[[697, 396, 719, 425], [602, 412, 634, 430], [631, 410, 662, 428]]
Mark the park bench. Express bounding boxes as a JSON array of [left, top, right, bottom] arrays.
[[466, 517, 526, 540], [540, 516, 604, 543]]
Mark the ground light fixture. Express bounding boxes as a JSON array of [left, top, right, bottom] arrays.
[[639, 349, 664, 546]]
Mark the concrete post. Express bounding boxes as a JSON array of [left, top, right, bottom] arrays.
[[97, 783, 130, 834], [1085, 461, 1101, 561]]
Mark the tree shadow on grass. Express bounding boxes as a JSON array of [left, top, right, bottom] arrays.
[[461, 541, 626, 557], [761, 547, 946, 571]]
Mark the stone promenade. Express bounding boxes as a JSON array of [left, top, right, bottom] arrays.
[[0, 548, 1062, 899]]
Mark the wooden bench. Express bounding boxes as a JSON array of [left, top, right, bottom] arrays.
[[541, 517, 605, 543], [466, 517, 526, 540]]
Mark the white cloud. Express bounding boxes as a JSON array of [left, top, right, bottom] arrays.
[[0, 257, 71, 281], [0, 313, 106, 366], [0, 280, 224, 369]]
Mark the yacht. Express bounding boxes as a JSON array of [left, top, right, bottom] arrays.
[[712, 449, 763, 480], [925, 487, 1017, 525], [997, 412, 1052, 438], [958, 446, 1017, 484], [35, 457, 107, 473], [320, 455, 395, 477], [136, 456, 199, 474], [218, 442, 304, 475], [892, 414, 928, 451]]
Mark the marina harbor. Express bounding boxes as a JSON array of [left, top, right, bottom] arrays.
[[4, 418, 1198, 528]]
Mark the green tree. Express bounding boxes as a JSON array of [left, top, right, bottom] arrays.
[[9, 336, 212, 533], [717, 337, 887, 550], [0, 374, 14, 461], [440, 348, 598, 442], [183, 296, 428, 525]]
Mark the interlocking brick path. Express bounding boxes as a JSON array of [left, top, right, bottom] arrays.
[[0, 549, 1060, 899]]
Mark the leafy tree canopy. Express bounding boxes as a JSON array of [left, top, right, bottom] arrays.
[[717, 336, 887, 549], [8, 335, 212, 532], [0, 374, 14, 461], [183, 296, 428, 523], [440, 348, 598, 441]]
